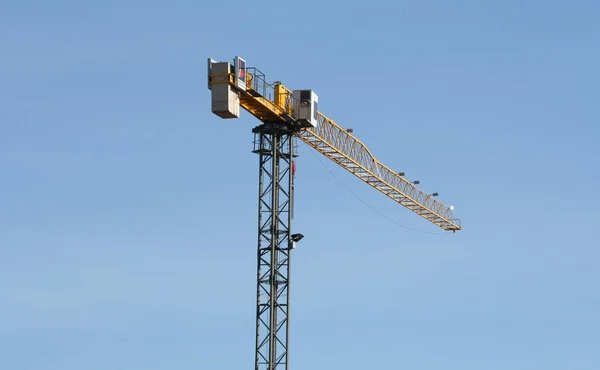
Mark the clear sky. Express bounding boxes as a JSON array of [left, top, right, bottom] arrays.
[[1, 1, 599, 369]]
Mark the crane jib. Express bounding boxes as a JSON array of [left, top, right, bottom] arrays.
[[208, 57, 461, 231]]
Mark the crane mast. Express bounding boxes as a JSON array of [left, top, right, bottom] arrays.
[[252, 122, 295, 370], [207, 56, 461, 370]]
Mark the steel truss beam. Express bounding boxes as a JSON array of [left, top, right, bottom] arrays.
[[298, 113, 461, 231]]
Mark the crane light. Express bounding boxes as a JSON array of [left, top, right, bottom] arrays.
[[289, 233, 305, 250]]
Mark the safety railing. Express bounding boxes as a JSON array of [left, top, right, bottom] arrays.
[[246, 67, 296, 117]]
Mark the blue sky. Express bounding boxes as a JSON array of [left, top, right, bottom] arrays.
[[1, 0, 599, 369]]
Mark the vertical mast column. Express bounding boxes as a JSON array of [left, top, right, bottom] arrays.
[[253, 122, 295, 370]]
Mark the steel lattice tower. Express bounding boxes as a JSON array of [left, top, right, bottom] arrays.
[[252, 122, 296, 370]]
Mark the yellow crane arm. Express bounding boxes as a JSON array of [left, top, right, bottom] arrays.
[[208, 65, 461, 231], [299, 113, 460, 231]]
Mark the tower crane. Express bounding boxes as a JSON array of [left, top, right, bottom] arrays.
[[207, 56, 461, 370]]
